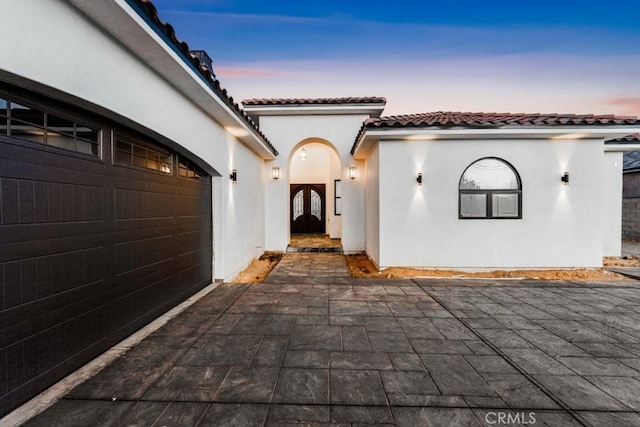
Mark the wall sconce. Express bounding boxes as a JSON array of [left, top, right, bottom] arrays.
[[349, 165, 357, 180], [300, 148, 307, 160], [417, 173, 423, 185], [230, 169, 237, 183], [561, 171, 569, 185], [271, 166, 280, 180]]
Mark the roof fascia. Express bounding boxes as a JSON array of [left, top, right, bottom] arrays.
[[605, 144, 640, 152]]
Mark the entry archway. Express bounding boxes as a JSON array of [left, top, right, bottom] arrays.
[[289, 139, 342, 239]]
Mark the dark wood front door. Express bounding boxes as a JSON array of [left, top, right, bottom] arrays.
[[291, 184, 325, 234]]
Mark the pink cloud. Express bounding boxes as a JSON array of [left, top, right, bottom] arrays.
[[607, 97, 640, 115]]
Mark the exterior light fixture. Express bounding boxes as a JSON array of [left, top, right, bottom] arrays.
[[271, 166, 280, 180], [300, 148, 307, 160], [417, 173, 423, 185], [230, 169, 237, 183], [349, 165, 357, 180], [561, 171, 569, 185]]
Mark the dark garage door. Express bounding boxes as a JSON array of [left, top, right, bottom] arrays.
[[0, 90, 213, 416]]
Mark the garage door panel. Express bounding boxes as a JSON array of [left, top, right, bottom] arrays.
[[1, 105, 212, 415], [114, 187, 174, 220], [1, 290, 107, 349], [176, 229, 208, 257], [0, 223, 108, 247], [176, 189, 211, 218], [0, 247, 106, 308], [0, 139, 107, 178], [0, 180, 104, 226], [115, 234, 174, 276], [113, 274, 180, 333], [16, 303, 107, 376], [111, 170, 177, 187]]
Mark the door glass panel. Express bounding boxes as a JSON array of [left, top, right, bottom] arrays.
[[293, 190, 304, 220], [76, 139, 99, 156], [310, 189, 322, 220], [460, 194, 487, 217], [46, 130, 76, 151], [492, 193, 519, 217], [11, 101, 45, 127], [10, 101, 45, 144], [47, 113, 75, 138], [75, 125, 99, 144], [460, 158, 518, 190]]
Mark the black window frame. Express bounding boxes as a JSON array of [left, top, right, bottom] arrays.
[[0, 94, 102, 158], [113, 133, 173, 175], [458, 157, 522, 220], [177, 155, 207, 180], [334, 179, 342, 216]]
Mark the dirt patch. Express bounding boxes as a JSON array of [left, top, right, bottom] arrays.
[[232, 252, 283, 284], [346, 252, 627, 281], [604, 256, 640, 267]]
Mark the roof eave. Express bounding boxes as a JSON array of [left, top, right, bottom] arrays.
[[68, 0, 277, 160]]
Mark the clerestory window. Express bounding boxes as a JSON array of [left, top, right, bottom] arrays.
[[459, 157, 521, 219]]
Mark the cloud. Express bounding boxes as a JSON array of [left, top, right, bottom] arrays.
[[606, 97, 640, 115], [212, 53, 640, 117]]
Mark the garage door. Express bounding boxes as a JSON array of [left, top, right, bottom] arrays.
[[0, 89, 213, 416]]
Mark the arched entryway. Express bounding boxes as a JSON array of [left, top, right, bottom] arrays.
[[289, 140, 342, 240]]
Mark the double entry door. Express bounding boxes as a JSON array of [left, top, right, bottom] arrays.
[[290, 184, 325, 234]]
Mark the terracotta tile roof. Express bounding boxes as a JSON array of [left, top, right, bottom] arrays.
[[128, 0, 278, 155], [366, 111, 640, 128], [607, 133, 640, 144], [243, 97, 387, 106], [614, 135, 640, 171], [352, 112, 640, 154]]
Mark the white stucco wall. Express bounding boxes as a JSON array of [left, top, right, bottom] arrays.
[[373, 137, 607, 268], [0, 0, 267, 281], [365, 144, 380, 266], [603, 151, 623, 256], [259, 114, 369, 252]]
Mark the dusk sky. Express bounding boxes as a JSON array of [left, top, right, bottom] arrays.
[[150, 0, 640, 116]]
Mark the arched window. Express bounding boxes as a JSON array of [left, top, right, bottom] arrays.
[[459, 158, 521, 219]]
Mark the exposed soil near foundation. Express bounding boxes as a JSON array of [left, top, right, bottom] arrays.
[[603, 256, 640, 267], [233, 251, 633, 283], [346, 253, 628, 281], [231, 252, 283, 284]]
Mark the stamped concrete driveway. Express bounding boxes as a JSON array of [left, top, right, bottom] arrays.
[[23, 260, 640, 426]]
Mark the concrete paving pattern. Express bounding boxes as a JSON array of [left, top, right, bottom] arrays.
[[20, 255, 640, 426]]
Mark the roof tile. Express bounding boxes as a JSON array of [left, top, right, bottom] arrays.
[[608, 133, 640, 143], [352, 112, 640, 154], [242, 97, 387, 106]]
